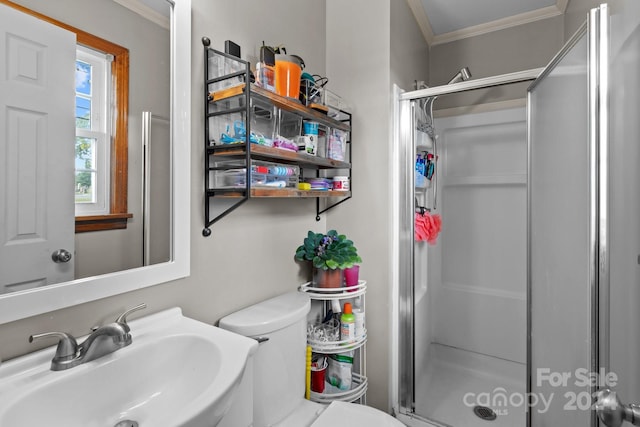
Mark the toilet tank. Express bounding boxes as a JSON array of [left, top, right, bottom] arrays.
[[219, 292, 311, 427]]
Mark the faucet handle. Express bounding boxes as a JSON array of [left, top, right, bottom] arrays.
[[115, 303, 147, 325], [29, 332, 78, 361]]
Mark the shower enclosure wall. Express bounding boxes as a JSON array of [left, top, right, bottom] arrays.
[[416, 106, 527, 427], [392, 2, 640, 426]]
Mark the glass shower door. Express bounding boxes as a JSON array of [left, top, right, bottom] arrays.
[[594, 0, 640, 425], [528, 22, 592, 425], [529, 3, 640, 425]]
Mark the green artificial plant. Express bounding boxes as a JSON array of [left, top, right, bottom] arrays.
[[295, 229, 362, 270]]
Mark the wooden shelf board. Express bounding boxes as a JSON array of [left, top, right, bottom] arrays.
[[208, 143, 350, 169], [208, 188, 351, 198], [209, 83, 350, 132]]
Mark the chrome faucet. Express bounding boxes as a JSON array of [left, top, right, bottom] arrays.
[[29, 303, 146, 371]]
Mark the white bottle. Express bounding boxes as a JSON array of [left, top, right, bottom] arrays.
[[353, 308, 365, 338]]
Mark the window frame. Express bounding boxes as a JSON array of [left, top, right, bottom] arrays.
[[74, 28, 132, 232], [2, 0, 132, 232], [75, 46, 111, 217]]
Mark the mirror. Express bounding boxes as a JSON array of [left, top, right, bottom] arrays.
[[0, 0, 191, 323]]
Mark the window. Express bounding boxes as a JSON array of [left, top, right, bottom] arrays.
[[75, 46, 111, 216], [74, 35, 132, 232]]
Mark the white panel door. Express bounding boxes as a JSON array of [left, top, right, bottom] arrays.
[[0, 4, 76, 293]]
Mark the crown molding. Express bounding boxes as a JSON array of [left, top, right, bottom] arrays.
[[556, 0, 569, 14], [409, 0, 567, 47], [113, 0, 170, 30], [407, 0, 434, 46]]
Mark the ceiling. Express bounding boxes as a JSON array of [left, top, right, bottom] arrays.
[[113, 0, 170, 29], [408, 0, 569, 46], [116, 0, 569, 48]]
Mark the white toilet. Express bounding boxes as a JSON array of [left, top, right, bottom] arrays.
[[218, 291, 404, 427]]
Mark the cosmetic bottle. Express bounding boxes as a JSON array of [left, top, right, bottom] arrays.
[[340, 302, 355, 343]]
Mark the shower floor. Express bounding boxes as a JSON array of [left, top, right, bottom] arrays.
[[414, 343, 526, 427]]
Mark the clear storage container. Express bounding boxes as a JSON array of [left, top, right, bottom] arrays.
[[213, 160, 299, 189]]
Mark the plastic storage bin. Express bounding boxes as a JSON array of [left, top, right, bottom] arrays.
[[319, 88, 349, 118], [327, 128, 349, 161], [278, 109, 303, 139], [213, 160, 299, 189], [208, 54, 245, 92], [250, 97, 276, 145], [209, 95, 277, 146]]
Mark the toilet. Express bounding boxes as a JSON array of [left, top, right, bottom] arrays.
[[218, 291, 404, 427]]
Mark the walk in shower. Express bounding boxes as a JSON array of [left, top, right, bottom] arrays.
[[392, 2, 640, 426], [393, 68, 538, 427]]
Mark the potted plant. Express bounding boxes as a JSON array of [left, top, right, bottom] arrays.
[[295, 230, 362, 288]]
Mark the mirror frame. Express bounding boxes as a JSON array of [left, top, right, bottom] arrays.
[[0, 0, 191, 324]]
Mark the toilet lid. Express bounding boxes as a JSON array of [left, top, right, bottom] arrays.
[[311, 401, 405, 426]]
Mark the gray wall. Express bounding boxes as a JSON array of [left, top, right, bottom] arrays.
[[391, 0, 430, 90], [429, 15, 565, 110], [326, 0, 391, 409], [427, 0, 630, 114], [325, 0, 429, 409], [326, 0, 392, 406]]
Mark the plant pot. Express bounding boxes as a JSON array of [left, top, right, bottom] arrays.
[[313, 268, 343, 288], [343, 265, 360, 291]]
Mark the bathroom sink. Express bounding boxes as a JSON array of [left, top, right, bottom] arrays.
[[0, 308, 258, 427]]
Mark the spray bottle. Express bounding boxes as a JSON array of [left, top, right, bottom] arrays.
[[340, 302, 355, 343]]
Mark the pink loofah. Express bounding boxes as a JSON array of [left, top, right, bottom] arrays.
[[415, 211, 442, 245]]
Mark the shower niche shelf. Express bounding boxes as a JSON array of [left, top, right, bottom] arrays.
[[299, 281, 368, 404]]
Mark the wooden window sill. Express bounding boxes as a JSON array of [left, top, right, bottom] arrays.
[[75, 213, 133, 233]]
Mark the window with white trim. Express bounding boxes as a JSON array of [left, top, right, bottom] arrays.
[[74, 46, 112, 216]]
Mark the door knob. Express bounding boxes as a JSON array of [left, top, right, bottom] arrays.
[[51, 249, 72, 263], [596, 389, 640, 427]]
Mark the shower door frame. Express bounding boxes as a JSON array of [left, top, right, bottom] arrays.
[[527, 4, 609, 426], [391, 68, 543, 426]]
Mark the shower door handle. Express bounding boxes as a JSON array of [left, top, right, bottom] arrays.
[[595, 389, 640, 426]]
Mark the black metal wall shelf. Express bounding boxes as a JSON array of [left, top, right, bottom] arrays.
[[202, 37, 352, 236]]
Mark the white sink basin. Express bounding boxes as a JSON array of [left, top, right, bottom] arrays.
[[0, 308, 258, 427]]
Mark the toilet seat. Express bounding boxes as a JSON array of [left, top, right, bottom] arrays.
[[274, 399, 326, 427], [310, 401, 405, 427], [274, 400, 405, 427]]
